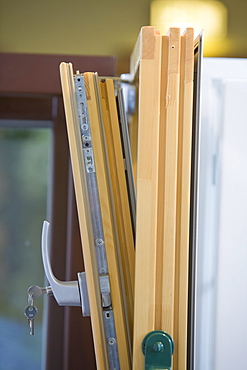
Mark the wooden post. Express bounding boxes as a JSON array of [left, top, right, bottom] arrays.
[[132, 26, 195, 370], [159, 28, 181, 339], [99, 79, 135, 342], [132, 26, 162, 370], [175, 28, 194, 370], [60, 63, 108, 370], [60, 26, 196, 370], [82, 72, 132, 369]]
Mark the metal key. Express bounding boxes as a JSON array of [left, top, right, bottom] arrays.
[[27, 285, 52, 299], [24, 304, 38, 335]]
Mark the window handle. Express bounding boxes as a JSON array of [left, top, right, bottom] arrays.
[[41, 220, 90, 316]]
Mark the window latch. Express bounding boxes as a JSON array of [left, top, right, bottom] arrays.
[[41, 220, 90, 316]]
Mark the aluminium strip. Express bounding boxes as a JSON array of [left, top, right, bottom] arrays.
[[74, 74, 120, 370]]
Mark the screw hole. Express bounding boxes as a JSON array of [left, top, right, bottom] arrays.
[[108, 337, 116, 346], [105, 312, 111, 319]]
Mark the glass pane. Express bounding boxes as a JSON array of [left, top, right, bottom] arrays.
[[0, 126, 51, 370]]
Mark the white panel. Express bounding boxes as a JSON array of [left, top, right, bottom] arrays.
[[215, 79, 247, 369], [196, 58, 247, 370]]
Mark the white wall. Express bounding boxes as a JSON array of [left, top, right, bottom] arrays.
[[215, 79, 247, 369], [196, 58, 247, 370]]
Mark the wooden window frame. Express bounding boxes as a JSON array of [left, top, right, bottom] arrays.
[[0, 53, 116, 370]]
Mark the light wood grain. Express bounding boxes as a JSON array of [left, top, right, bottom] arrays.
[[125, 26, 194, 370], [99, 78, 135, 343], [154, 33, 169, 331], [175, 28, 194, 370], [84, 72, 131, 370], [60, 25, 195, 370], [133, 26, 162, 370], [59, 63, 108, 370], [160, 28, 181, 341]]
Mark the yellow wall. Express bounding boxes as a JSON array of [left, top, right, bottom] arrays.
[[0, 0, 247, 75], [0, 0, 150, 74]]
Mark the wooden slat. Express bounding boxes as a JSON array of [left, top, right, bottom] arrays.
[[99, 79, 135, 344], [175, 28, 194, 370], [130, 30, 142, 81], [154, 33, 169, 330], [132, 26, 194, 370], [60, 26, 195, 370], [59, 63, 108, 370], [84, 72, 131, 370], [160, 28, 181, 340], [132, 26, 162, 370]]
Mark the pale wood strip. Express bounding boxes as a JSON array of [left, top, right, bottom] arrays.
[[99, 78, 135, 343], [154, 34, 169, 330], [132, 26, 162, 370], [84, 72, 131, 369], [130, 26, 160, 80], [160, 28, 181, 343], [175, 28, 194, 370], [130, 28, 142, 81], [129, 27, 163, 183], [59, 62, 108, 370]]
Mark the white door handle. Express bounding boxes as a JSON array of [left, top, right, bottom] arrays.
[[42, 220, 90, 315]]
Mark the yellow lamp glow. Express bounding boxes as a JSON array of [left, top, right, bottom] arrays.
[[150, 0, 227, 41]]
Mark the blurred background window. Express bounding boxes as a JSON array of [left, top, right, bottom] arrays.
[[0, 123, 51, 370]]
